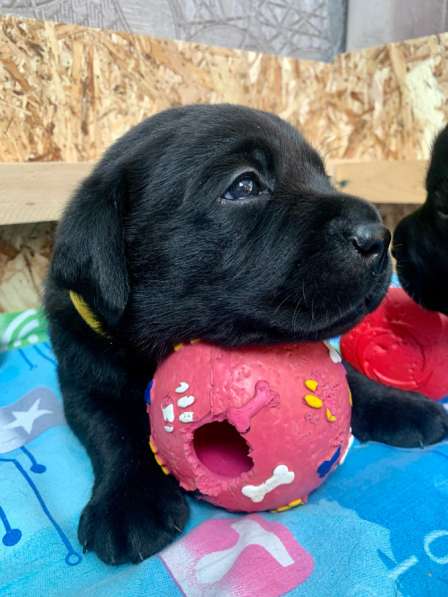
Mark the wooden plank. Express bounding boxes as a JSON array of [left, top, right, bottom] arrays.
[[0, 162, 93, 225], [0, 159, 428, 226], [332, 159, 427, 205]]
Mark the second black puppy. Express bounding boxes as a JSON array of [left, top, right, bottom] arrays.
[[45, 105, 448, 565], [394, 125, 448, 313]]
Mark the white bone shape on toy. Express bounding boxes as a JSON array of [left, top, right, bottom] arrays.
[[194, 518, 294, 584], [241, 464, 295, 503], [162, 403, 174, 423], [177, 395, 195, 408], [176, 382, 189, 394]]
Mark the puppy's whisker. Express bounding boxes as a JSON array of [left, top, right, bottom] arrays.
[[274, 292, 293, 315], [291, 296, 304, 335]]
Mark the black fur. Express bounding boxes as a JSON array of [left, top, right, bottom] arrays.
[[393, 125, 448, 313], [45, 105, 448, 565]]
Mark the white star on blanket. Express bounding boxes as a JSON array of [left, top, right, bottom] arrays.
[[3, 399, 52, 435]]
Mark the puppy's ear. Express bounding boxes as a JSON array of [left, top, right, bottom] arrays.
[[51, 162, 129, 328], [426, 125, 448, 211]]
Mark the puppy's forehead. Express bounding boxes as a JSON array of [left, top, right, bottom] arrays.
[[208, 108, 306, 148], [192, 107, 317, 169]]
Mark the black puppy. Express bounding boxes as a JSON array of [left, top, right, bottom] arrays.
[[393, 125, 448, 314], [45, 105, 448, 565]]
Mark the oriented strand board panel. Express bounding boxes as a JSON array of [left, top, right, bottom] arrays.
[[0, 222, 56, 312], [1, 16, 447, 164], [324, 38, 448, 160], [0, 15, 330, 163]]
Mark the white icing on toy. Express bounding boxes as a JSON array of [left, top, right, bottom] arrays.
[[162, 403, 175, 423], [323, 341, 342, 363], [339, 434, 354, 465], [241, 464, 295, 503], [164, 425, 174, 433], [176, 382, 190, 393], [195, 518, 294, 584], [177, 395, 195, 408], [179, 411, 194, 423]]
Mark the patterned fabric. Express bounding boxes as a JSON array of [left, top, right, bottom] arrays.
[[0, 307, 448, 596], [0, 0, 347, 61], [0, 308, 48, 352]]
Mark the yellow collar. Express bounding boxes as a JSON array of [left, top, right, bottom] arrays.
[[69, 291, 109, 338], [69, 291, 200, 348]]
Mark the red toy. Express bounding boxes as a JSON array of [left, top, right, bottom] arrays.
[[148, 341, 352, 512], [341, 287, 448, 400]]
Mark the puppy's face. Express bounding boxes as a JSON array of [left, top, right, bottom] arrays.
[[52, 105, 391, 353], [118, 106, 391, 350], [393, 125, 448, 314]]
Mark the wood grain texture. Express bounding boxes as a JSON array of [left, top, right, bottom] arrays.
[[1, 15, 447, 165], [0, 162, 93, 224], [0, 222, 55, 312], [0, 159, 428, 226], [325, 39, 448, 160], [332, 160, 427, 205], [0, 15, 329, 163]]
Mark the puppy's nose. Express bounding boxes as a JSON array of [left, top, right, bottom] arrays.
[[349, 223, 391, 258]]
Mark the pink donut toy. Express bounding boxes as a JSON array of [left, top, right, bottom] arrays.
[[147, 341, 352, 512]]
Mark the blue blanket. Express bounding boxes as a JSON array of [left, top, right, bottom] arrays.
[[1, 309, 448, 596]]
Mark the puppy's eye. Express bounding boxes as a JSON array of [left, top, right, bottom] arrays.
[[223, 173, 263, 201]]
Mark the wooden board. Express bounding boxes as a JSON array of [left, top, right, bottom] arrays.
[[331, 160, 427, 205], [0, 162, 93, 225], [0, 159, 428, 225]]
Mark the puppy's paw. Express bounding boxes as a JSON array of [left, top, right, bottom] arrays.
[[78, 474, 188, 565], [352, 390, 448, 448]]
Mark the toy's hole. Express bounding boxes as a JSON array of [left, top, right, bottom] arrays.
[[193, 421, 253, 478]]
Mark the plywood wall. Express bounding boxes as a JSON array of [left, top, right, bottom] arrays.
[[0, 223, 55, 312], [329, 39, 448, 160], [0, 16, 329, 163], [1, 16, 447, 165]]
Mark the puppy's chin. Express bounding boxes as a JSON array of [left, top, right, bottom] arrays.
[[304, 262, 392, 340], [217, 259, 392, 346]]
